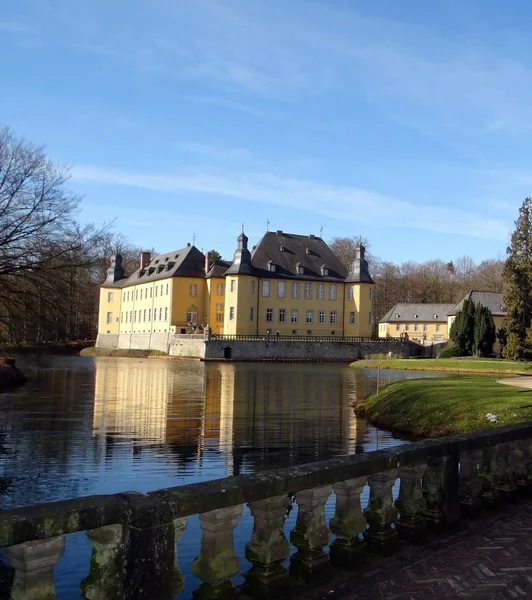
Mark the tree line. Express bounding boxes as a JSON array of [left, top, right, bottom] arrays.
[[329, 237, 504, 331], [0, 126, 148, 344]]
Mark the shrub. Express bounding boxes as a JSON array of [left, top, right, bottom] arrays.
[[438, 343, 463, 359]]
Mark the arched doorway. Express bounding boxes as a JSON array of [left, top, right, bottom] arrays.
[[186, 305, 198, 328]]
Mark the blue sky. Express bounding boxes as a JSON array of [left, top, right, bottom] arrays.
[[2, 0, 532, 263]]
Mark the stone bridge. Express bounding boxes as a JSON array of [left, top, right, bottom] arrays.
[[1, 423, 531, 599]]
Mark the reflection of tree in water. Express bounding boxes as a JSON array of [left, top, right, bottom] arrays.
[[0, 432, 14, 597]]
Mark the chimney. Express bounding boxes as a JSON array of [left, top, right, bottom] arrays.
[[205, 251, 210, 273], [140, 251, 151, 270]]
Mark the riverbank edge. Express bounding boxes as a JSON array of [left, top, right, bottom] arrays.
[[354, 375, 532, 437], [80, 347, 167, 358], [0, 358, 27, 390], [351, 358, 532, 376]]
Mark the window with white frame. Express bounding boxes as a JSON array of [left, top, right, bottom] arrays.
[[148, 309, 151, 321], [349, 311, 355, 324], [347, 285, 354, 300], [216, 303, 224, 322], [229, 307, 235, 320], [396, 324, 400, 331], [107, 291, 114, 302], [217, 283, 225, 296], [436, 324, 441, 332], [159, 307, 163, 321], [230, 279, 236, 293], [143, 309, 146, 322], [165, 307, 168, 321], [317, 283, 324, 300], [279, 308, 286, 323], [329, 284, 337, 300], [262, 280, 270, 297], [330, 310, 337, 325], [277, 281, 286, 298], [106, 312, 112, 324], [150, 288, 153, 298], [291, 309, 299, 323], [318, 310, 325, 324], [266, 308, 273, 322], [154, 309, 157, 321], [405, 324, 410, 331], [292, 282, 300, 299], [126, 312, 129, 323], [130, 311, 133, 322], [304, 282, 312, 299], [134, 311, 137, 322], [414, 323, 418, 331], [166, 283, 169, 295], [306, 310, 313, 324], [190, 284, 197, 297]]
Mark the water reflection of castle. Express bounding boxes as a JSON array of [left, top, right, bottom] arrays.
[[93, 360, 369, 476]]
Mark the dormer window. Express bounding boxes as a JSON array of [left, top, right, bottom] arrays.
[[157, 265, 164, 273], [395, 313, 400, 319], [268, 260, 276, 272], [280, 245, 286, 252], [321, 265, 329, 276], [148, 267, 155, 275], [296, 263, 304, 275], [433, 314, 438, 319], [138, 270, 145, 278], [413, 314, 418, 319], [306, 247, 311, 255]]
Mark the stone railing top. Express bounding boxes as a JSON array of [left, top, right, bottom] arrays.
[[1, 422, 532, 547]]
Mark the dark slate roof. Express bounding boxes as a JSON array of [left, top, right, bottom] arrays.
[[380, 303, 456, 324], [206, 260, 231, 278], [226, 232, 255, 275], [114, 245, 206, 288], [248, 231, 348, 281], [448, 290, 505, 317], [345, 245, 374, 284]]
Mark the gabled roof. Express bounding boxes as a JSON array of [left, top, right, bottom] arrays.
[[448, 290, 505, 317], [118, 245, 206, 288], [206, 260, 231, 279], [249, 231, 348, 281], [380, 303, 456, 324]]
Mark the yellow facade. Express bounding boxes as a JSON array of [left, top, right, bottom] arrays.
[[344, 284, 373, 337], [206, 277, 226, 334], [98, 287, 122, 335], [223, 275, 373, 336], [379, 321, 448, 342]]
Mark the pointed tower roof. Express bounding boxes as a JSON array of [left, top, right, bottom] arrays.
[[226, 230, 256, 275], [345, 244, 374, 284]]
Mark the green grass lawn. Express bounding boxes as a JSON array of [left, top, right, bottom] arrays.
[[351, 357, 532, 375], [80, 347, 166, 358], [361, 376, 532, 437]]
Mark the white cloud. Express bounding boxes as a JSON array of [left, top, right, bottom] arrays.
[[72, 164, 508, 241]]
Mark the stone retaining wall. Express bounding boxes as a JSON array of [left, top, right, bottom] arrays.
[[96, 333, 412, 361]]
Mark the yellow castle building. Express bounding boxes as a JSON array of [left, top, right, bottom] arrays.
[[98, 230, 375, 340]]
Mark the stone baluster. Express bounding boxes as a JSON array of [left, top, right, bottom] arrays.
[[459, 449, 483, 518], [395, 464, 427, 542], [81, 525, 123, 600], [493, 442, 518, 499], [422, 455, 460, 532], [245, 495, 292, 597], [329, 477, 367, 567], [289, 486, 331, 579], [479, 446, 501, 507], [4, 535, 65, 600], [510, 441, 528, 493], [192, 504, 244, 599], [363, 469, 399, 555], [173, 517, 188, 595]]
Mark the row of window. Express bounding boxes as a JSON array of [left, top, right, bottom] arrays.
[[396, 323, 441, 332], [120, 308, 169, 323], [121, 284, 170, 303], [227, 308, 351, 325]]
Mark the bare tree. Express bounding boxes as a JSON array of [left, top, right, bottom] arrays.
[[329, 236, 372, 270]]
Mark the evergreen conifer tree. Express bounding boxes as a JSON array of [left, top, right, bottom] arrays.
[[474, 304, 496, 357], [502, 198, 532, 360], [450, 298, 476, 355]]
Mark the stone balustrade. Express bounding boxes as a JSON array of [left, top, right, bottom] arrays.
[[1, 423, 532, 599]]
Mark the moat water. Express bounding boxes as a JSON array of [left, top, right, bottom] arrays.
[[0, 356, 438, 598]]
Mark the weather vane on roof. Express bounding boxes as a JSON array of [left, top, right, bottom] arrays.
[[242, 222, 245, 233], [320, 225, 324, 237], [266, 219, 270, 232], [192, 233, 196, 245]]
